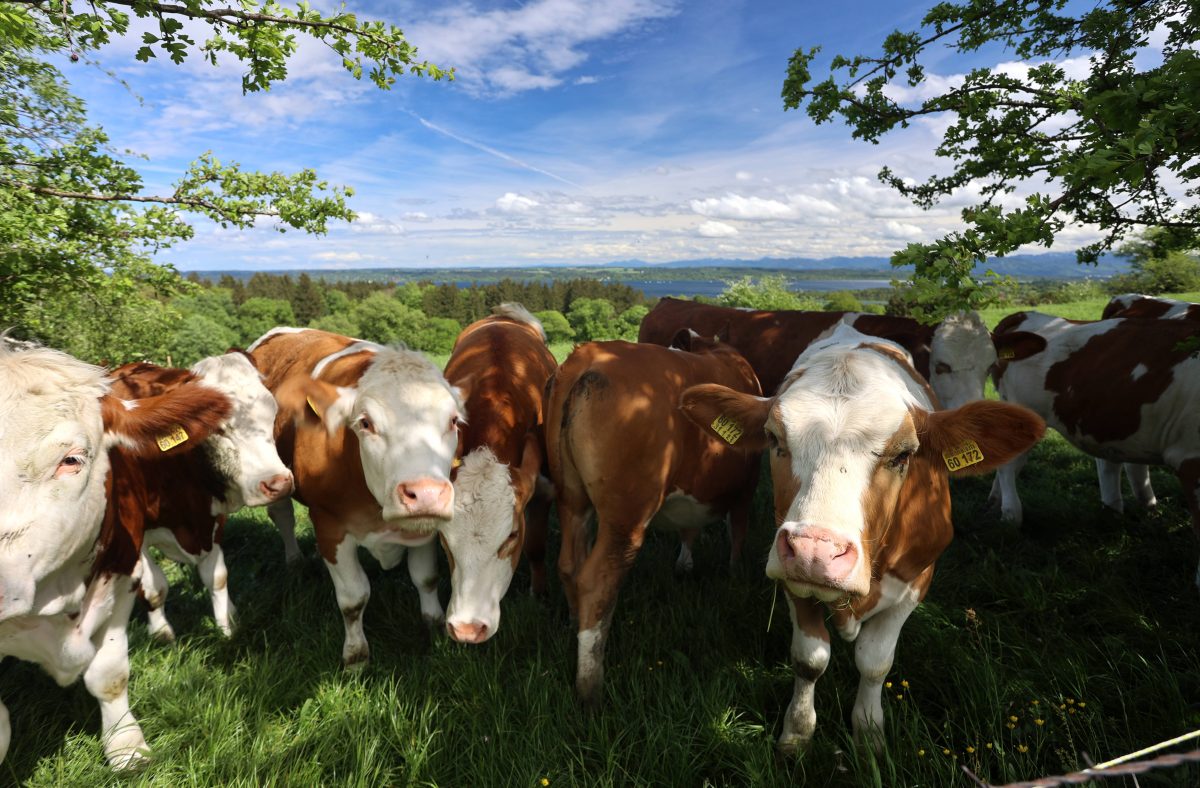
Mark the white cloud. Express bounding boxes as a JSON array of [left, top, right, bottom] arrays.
[[402, 211, 433, 222], [313, 251, 372, 262], [410, 0, 679, 96], [349, 212, 405, 235], [690, 193, 793, 220], [883, 220, 924, 241], [575, 75, 600, 85], [496, 192, 540, 213], [735, 170, 753, 181], [697, 220, 738, 238]]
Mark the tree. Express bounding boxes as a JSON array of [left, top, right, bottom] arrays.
[[291, 273, 326, 324], [717, 276, 820, 311], [1109, 228, 1200, 294], [784, 0, 1200, 318], [237, 297, 295, 345], [309, 312, 361, 337], [566, 298, 618, 341], [169, 312, 239, 366], [534, 310, 575, 344], [823, 290, 864, 312], [353, 291, 421, 344], [616, 304, 649, 341], [1, 1, 448, 344]]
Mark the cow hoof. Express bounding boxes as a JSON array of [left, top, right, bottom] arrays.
[[105, 735, 151, 771], [342, 647, 370, 671], [149, 623, 176, 646], [775, 734, 812, 758]]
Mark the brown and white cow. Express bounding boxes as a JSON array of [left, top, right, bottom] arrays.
[[544, 334, 762, 704], [680, 324, 1044, 752], [1102, 293, 1200, 321], [638, 297, 996, 407], [990, 311, 1200, 590], [108, 352, 293, 642], [440, 304, 557, 644], [0, 342, 230, 768], [249, 328, 463, 668]]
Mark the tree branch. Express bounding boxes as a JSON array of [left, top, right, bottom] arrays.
[[1, 177, 280, 218]]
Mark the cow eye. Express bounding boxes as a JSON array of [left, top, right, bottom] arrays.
[[357, 415, 375, 434], [55, 453, 86, 478], [934, 362, 952, 375], [449, 415, 461, 433], [889, 450, 913, 471], [766, 429, 789, 458], [497, 529, 519, 558]]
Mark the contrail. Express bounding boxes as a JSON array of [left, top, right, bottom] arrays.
[[408, 111, 584, 189]]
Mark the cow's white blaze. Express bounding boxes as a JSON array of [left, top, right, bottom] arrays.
[[443, 448, 518, 642], [191, 353, 292, 511], [764, 333, 927, 602], [928, 310, 995, 410]]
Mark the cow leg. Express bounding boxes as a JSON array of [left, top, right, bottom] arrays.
[[139, 549, 176, 644], [850, 590, 921, 752], [324, 536, 372, 669], [407, 541, 445, 626], [777, 594, 831, 756], [268, 498, 304, 564], [524, 484, 552, 597], [674, 529, 697, 575], [573, 518, 648, 706], [197, 546, 236, 637], [1096, 459, 1125, 513], [728, 495, 752, 572], [994, 450, 1030, 524], [556, 500, 592, 619], [83, 575, 149, 770], [0, 698, 9, 765], [1125, 464, 1158, 508]]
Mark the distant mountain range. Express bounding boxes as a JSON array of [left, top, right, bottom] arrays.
[[192, 251, 1127, 282]]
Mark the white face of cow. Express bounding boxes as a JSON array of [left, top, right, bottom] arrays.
[[928, 311, 995, 410], [0, 347, 112, 622], [191, 353, 293, 513], [441, 448, 519, 644], [761, 345, 927, 602], [333, 350, 463, 541]]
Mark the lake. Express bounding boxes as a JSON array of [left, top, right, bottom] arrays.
[[449, 278, 895, 299]]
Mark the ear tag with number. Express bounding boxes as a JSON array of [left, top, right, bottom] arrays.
[[451, 457, 463, 469], [156, 425, 190, 452], [998, 348, 1016, 360], [306, 396, 323, 419], [711, 413, 744, 445], [943, 439, 984, 472]]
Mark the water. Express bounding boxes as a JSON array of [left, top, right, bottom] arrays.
[[627, 278, 894, 299]]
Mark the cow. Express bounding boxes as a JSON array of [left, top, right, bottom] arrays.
[[544, 333, 762, 705], [990, 311, 1200, 590], [440, 304, 557, 644], [678, 324, 1044, 753], [0, 342, 231, 768], [638, 297, 996, 407], [108, 351, 294, 642], [1102, 293, 1200, 321], [248, 328, 463, 668]]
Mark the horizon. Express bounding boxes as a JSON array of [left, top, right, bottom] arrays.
[[63, 1, 1169, 271]]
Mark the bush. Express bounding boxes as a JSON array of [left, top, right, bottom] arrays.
[[309, 312, 361, 337], [534, 310, 574, 344], [717, 276, 820, 311], [238, 297, 296, 346], [567, 298, 619, 341], [617, 304, 649, 341], [822, 290, 863, 312], [169, 313, 239, 366]]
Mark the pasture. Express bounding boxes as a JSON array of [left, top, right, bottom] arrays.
[[3, 299, 1200, 786]]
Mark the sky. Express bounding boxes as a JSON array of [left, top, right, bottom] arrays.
[[59, 0, 1128, 270]]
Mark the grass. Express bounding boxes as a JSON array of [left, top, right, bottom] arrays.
[[977, 290, 1200, 326], [5, 299, 1200, 786]]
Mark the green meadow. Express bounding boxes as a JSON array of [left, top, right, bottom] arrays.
[[3, 296, 1199, 786]]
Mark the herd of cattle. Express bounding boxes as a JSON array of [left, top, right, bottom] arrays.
[[2, 293, 1198, 769]]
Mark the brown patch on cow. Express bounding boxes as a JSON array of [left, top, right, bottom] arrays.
[[1103, 296, 1171, 320], [100, 383, 231, 460], [1045, 320, 1200, 442]]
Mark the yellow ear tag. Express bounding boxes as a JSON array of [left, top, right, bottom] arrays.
[[306, 395, 323, 419], [156, 425, 189, 452], [451, 457, 463, 469], [711, 413, 744, 445], [943, 439, 984, 472], [998, 348, 1016, 360]]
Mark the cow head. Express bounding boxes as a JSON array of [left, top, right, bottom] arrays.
[[190, 352, 293, 512], [299, 348, 464, 542], [928, 311, 996, 410], [442, 435, 541, 644], [682, 331, 1044, 603], [0, 344, 231, 623]]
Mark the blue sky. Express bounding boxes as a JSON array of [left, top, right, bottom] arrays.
[[63, 0, 1114, 270]]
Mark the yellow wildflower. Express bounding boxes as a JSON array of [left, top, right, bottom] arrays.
[[966, 746, 976, 754], [885, 681, 893, 688], [942, 748, 951, 755], [986, 743, 993, 750], [896, 694, 904, 700], [917, 749, 925, 757], [1034, 719, 1045, 726], [901, 680, 910, 688], [1078, 702, 1086, 708], [541, 780, 550, 787], [1018, 744, 1029, 753], [1009, 715, 1018, 722], [1007, 723, 1016, 730]]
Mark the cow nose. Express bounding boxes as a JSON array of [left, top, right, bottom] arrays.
[[776, 525, 858, 586], [447, 619, 490, 644], [259, 473, 294, 501], [396, 477, 453, 518]]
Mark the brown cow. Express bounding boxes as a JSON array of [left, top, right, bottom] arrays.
[[440, 304, 557, 644], [681, 324, 1044, 752], [0, 342, 230, 768], [545, 333, 762, 704], [108, 352, 293, 641], [249, 328, 463, 668], [1102, 293, 1200, 321], [638, 297, 995, 407]]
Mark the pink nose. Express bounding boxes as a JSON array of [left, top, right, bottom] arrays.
[[396, 477, 453, 518], [776, 526, 859, 587], [447, 620, 490, 644], [258, 473, 294, 501]]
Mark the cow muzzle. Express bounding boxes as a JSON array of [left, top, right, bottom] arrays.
[[775, 525, 864, 595], [446, 618, 492, 644], [257, 472, 294, 503], [393, 477, 454, 520]]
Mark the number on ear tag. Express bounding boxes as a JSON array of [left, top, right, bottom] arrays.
[[943, 439, 984, 472], [998, 348, 1016, 360], [711, 413, 744, 445], [156, 425, 189, 452]]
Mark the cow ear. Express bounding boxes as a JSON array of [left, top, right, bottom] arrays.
[[913, 401, 1046, 476], [716, 321, 731, 344], [511, 432, 542, 508], [679, 384, 772, 452], [669, 328, 695, 351], [100, 383, 232, 458], [992, 331, 1047, 363], [276, 375, 356, 435]]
